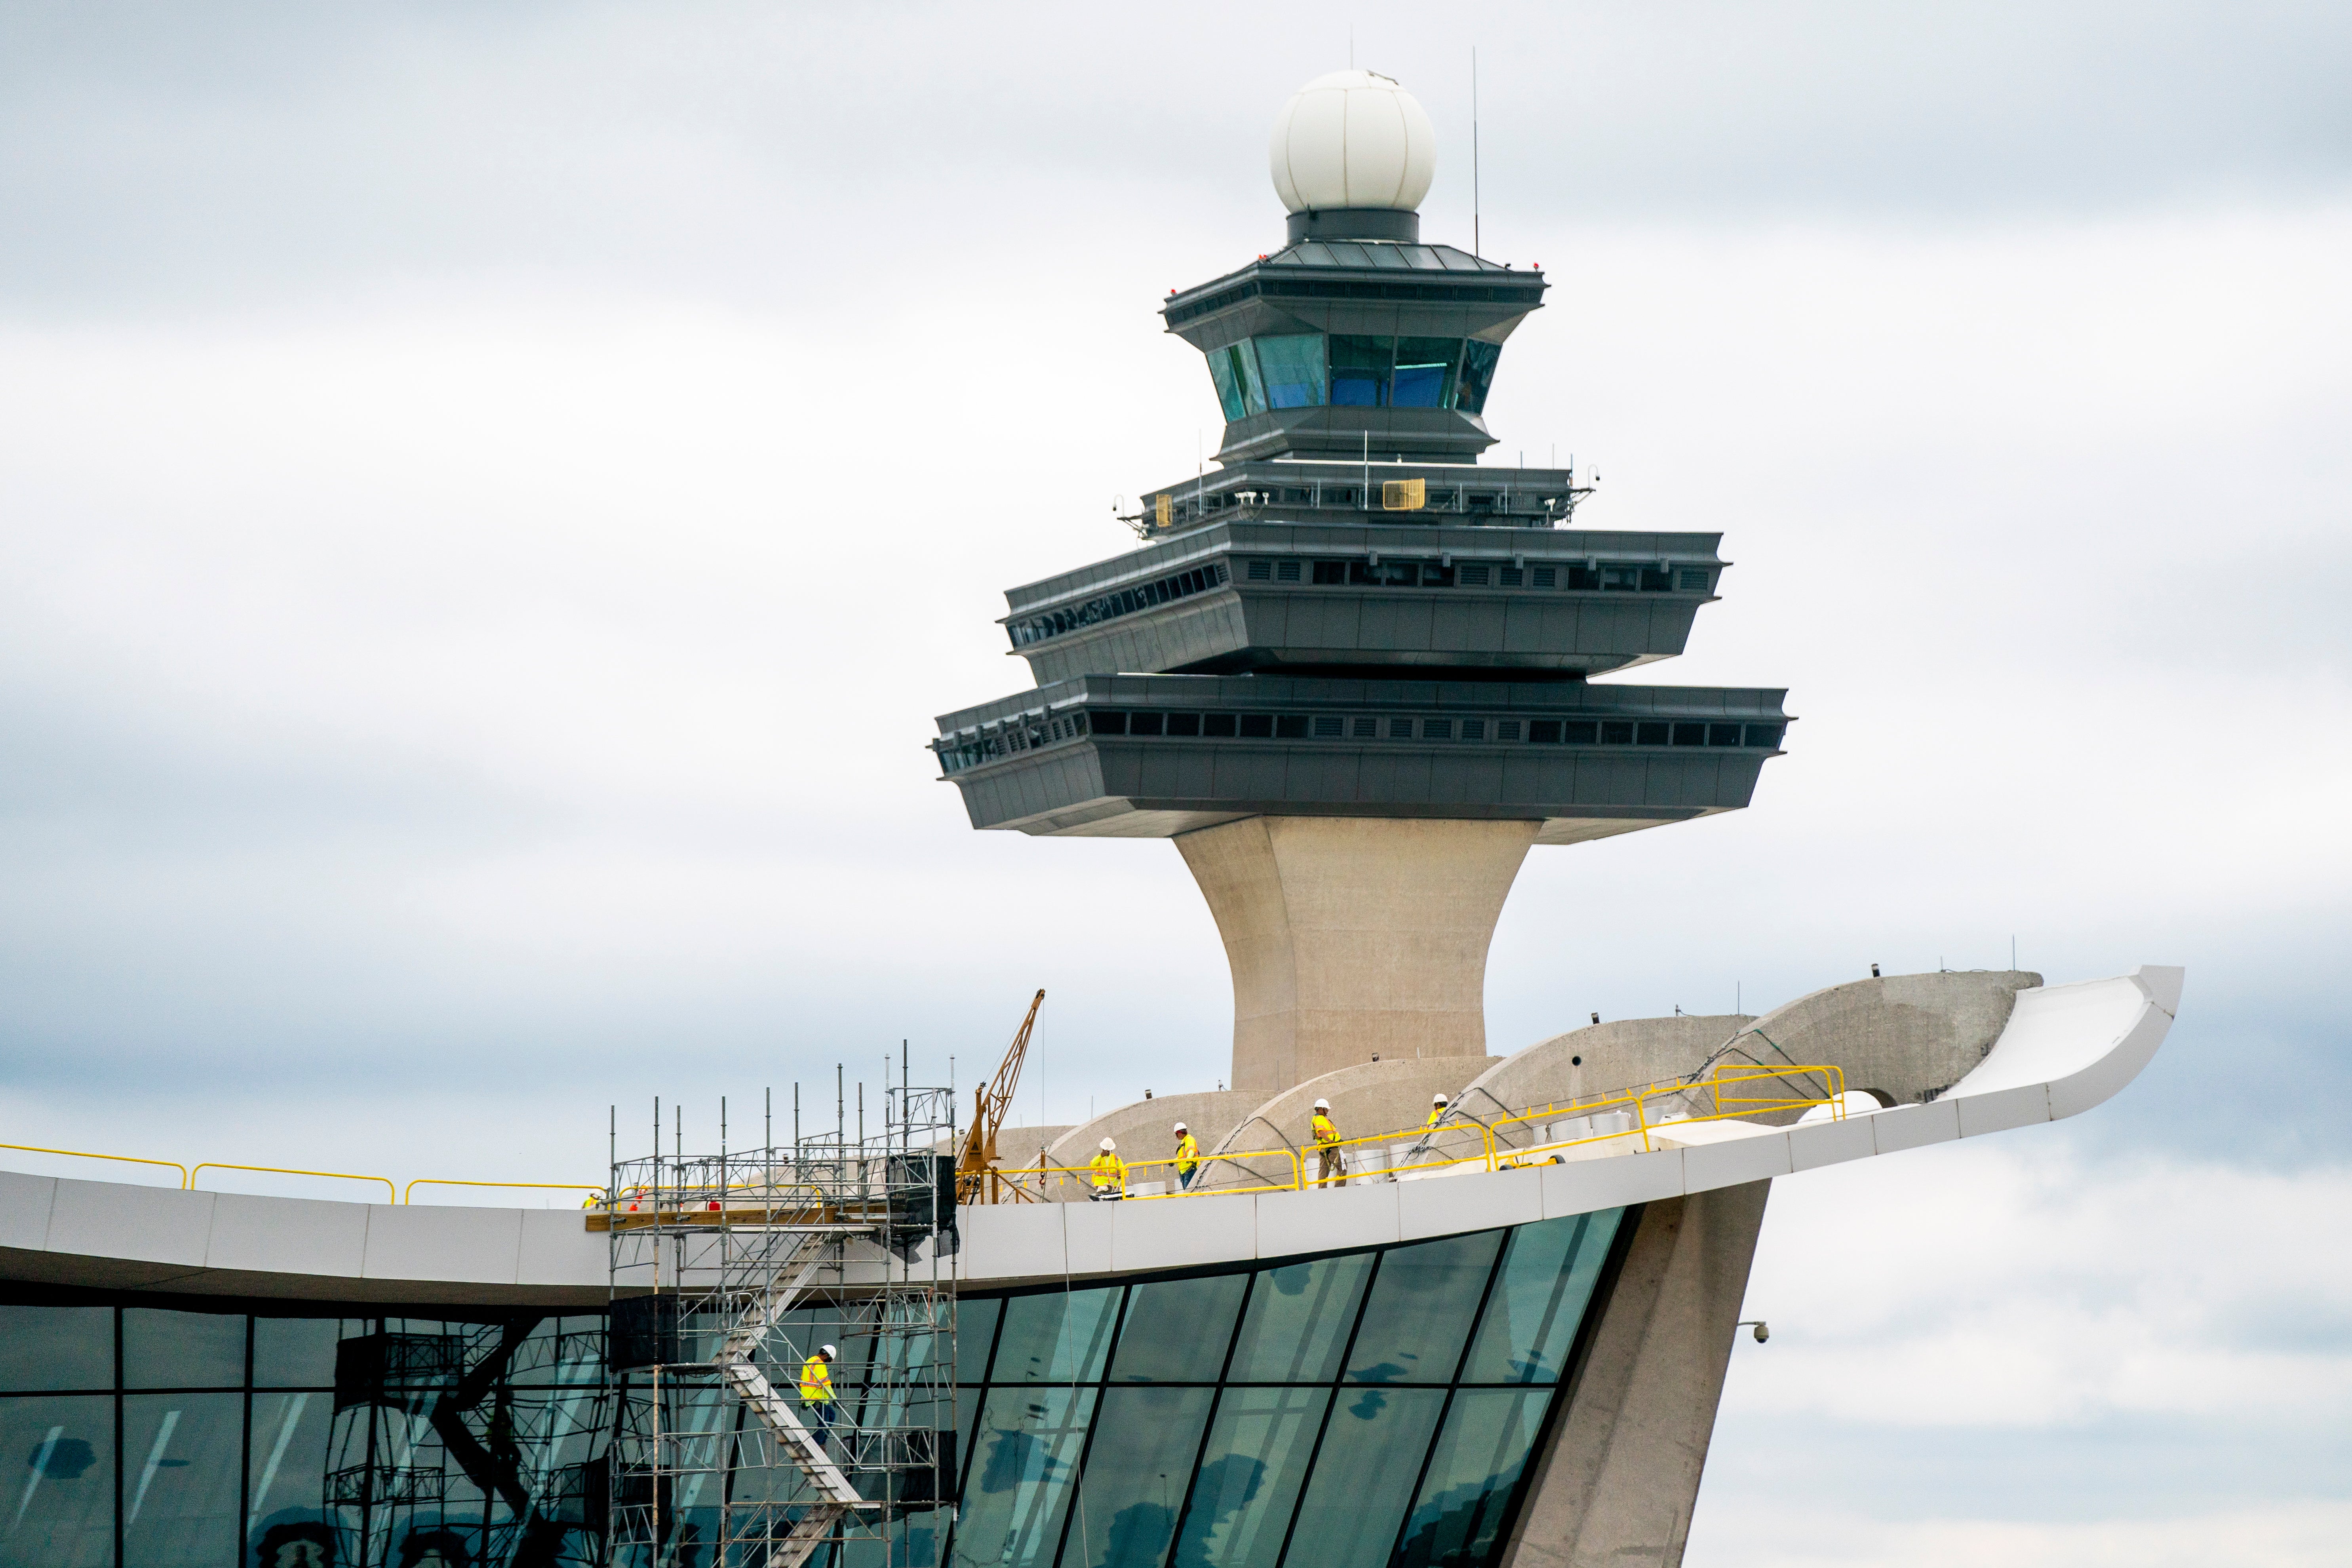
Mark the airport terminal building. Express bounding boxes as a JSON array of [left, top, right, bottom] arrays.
[[2, 71, 2180, 1568]]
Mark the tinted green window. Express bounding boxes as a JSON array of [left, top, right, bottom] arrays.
[[1346, 1231, 1503, 1385], [1329, 335, 1393, 407], [1462, 1210, 1619, 1385], [1229, 342, 1267, 416], [124, 1307, 245, 1389], [1172, 1386, 1328, 1568], [1286, 1386, 1446, 1565], [996, 1288, 1122, 1385], [1, 1393, 114, 1566], [1112, 1274, 1245, 1383], [122, 1391, 242, 1566], [251, 1316, 342, 1388], [0, 1305, 112, 1391], [1065, 1385, 1215, 1568], [247, 1388, 333, 1540], [1227, 1256, 1371, 1383], [1457, 340, 1502, 413], [1391, 337, 1460, 408], [957, 1385, 1099, 1567], [1395, 1389, 1551, 1567], [959, 1297, 1006, 1383], [1208, 347, 1247, 421], [1255, 335, 1326, 408]]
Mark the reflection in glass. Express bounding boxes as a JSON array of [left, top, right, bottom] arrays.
[[1065, 1385, 1213, 1568], [1395, 1390, 1549, 1568], [1462, 1210, 1620, 1384], [252, 1315, 344, 1388], [1284, 1386, 1445, 1566], [0, 1306, 112, 1392], [1226, 1258, 1370, 1384], [1111, 1275, 1245, 1383], [1456, 341, 1501, 413], [1328, 335, 1393, 407], [247, 1389, 332, 1549], [1390, 338, 1460, 408], [0, 1393, 114, 1567], [1254, 336, 1326, 409], [1170, 1387, 1327, 1568], [1208, 350, 1246, 422], [995, 1289, 1121, 1385], [958, 1298, 1005, 1383], [122, 1391, 242, 1567], [1228, 343, 1267, 417], [124, 1307, 245, 1390], [1347, 1231, 1502, 1385], [954, 1385, 1098, 1567]]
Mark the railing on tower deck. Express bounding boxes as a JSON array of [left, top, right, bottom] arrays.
[[992, 1063, 1848, 1201]]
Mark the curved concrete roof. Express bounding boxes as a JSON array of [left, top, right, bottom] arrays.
[[2, 969, 2179, 1303]]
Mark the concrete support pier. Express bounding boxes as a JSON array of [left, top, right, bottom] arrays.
[[1176, 814, 1539, 1094]]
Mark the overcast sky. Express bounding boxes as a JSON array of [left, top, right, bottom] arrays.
[[3, 2, 2347, 1561]]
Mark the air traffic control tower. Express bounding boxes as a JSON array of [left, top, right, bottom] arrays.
[[931, 72, 1791, 1096]]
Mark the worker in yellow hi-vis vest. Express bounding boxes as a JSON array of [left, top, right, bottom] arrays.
[[1173, 1123, 1200, 1191], [801, 1344, 837, 1447], [1427, 1092, 1451, 1127], [1088, 1138, 1126, 1201], [1311, 1098, 1345, 1188]]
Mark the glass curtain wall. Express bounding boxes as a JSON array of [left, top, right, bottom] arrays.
[[950, 1209, 1623, 1568], [0, 1298, 611, 1568], [1203, 337, 1500, 416]]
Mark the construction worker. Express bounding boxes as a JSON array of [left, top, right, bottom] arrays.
[[1088, 1137, 1126, 1200], [800, 1344, 837, 1447], [1173, 1122, 1200, 1191], [1427, 1092, 1450, 1128], [1311, 1098, 1344, 1188]]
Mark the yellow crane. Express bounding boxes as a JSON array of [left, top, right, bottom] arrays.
[[957, 989, 1044, 1205]]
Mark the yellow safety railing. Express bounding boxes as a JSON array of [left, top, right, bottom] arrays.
[[405, 1178, 609, 1206], [993, 1064, 1850, 1201], [190, 1163, 396, 1204], [0, 1142, 190, 1188]]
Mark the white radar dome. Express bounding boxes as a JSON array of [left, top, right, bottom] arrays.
[[1269, 70, 1437, 215]]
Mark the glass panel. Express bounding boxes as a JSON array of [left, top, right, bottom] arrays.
[[125, 1307, 245, 1388], [1111, 1275, 1245, 1383], [1346, 1231, 1503, 1385], [1207, 348, 1246, 422], [1170, 1387, 1328, 1568], [959, 1298, 1005, 1383], [955, 1385, 1098, 1568], [0, 1306, 112, 1391], [122, 1391, 243, 1567], [1391, 338, 1459, 409], [1230, 343, 1268, 417], [246, 1389, 334, 1553], [1254, 335, 1326, 409], [1456, 341, 1502, 413], [253, 1316, 346, 1388], [995, 1289, 1122, 1385], [1328, 335, 1393, 407], [0, 1393, 114, 1567], [1282, 1387, 1445, 1566], [1463, 1210, 1621, 1385], [1394, 1390, 1551, 1568], [1062, 1385, 1214, 1568], [1227, 1256, 1371, 1383]]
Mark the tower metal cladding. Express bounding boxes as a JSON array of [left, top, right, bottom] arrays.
[[931, 70, 1793, 1097]]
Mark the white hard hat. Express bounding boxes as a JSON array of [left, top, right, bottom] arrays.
[[1173, 1121, 1188, 1132], [1313, 1098, 1330, 1110], [820, 1344, 837, 1359], [1433, 1093, 1449, 1104], [1100, 1137, 1116, 1151]]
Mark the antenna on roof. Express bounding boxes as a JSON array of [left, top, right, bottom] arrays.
[[1472, 47, 1481, 259]]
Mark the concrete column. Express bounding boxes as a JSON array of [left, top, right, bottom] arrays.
[[1498, 1182, 1772, 1568], [1175, 815, 1539, 1095]]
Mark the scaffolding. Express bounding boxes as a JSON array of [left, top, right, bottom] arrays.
[[598, 1069, 958, 1568]]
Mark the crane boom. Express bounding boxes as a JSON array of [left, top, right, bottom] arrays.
[[957, 989, 1045, 1204]]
